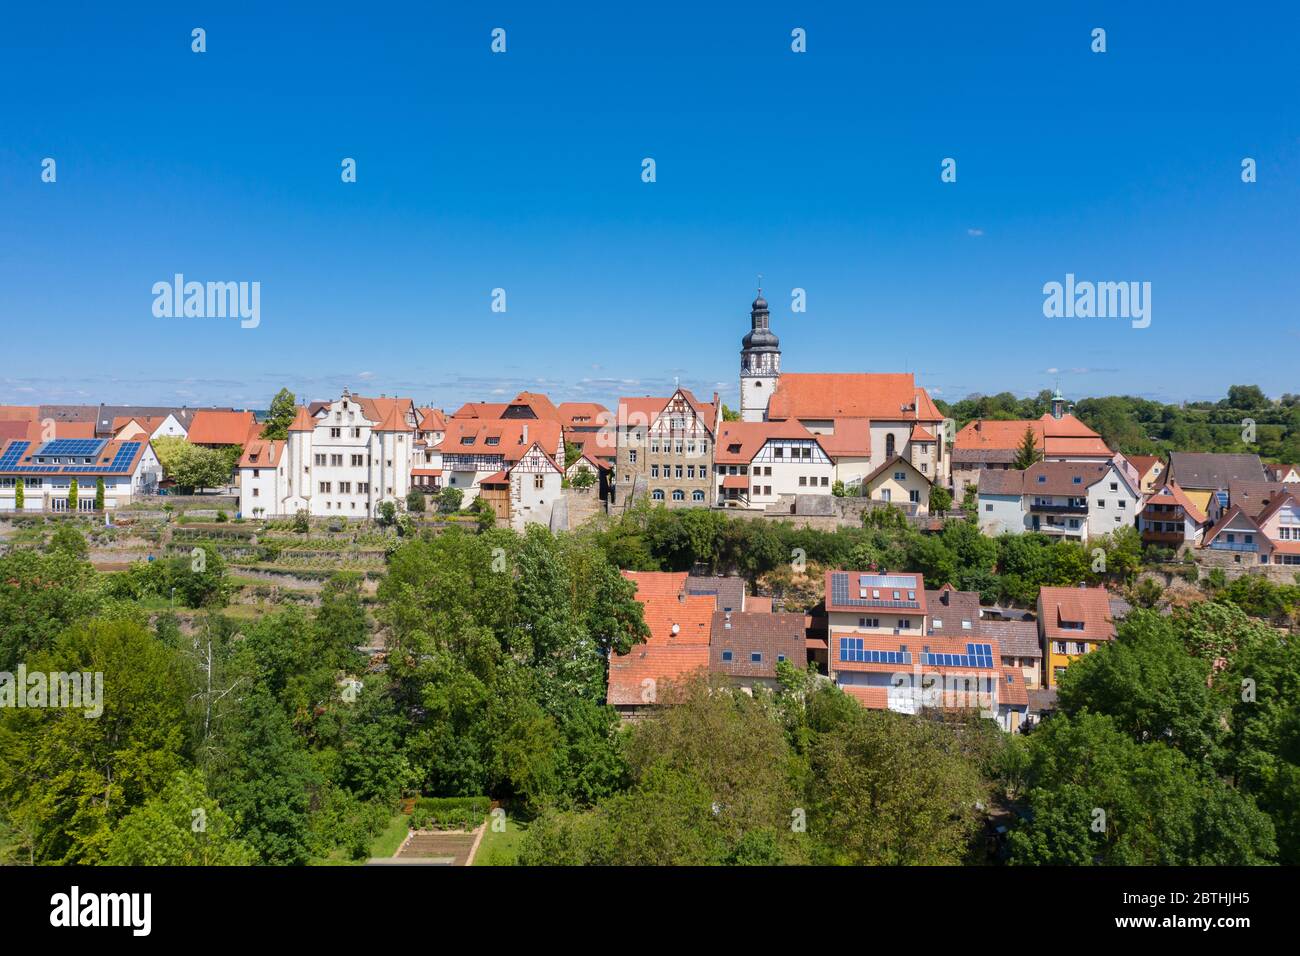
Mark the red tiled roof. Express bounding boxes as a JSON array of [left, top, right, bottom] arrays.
[[451, 402, 509, 420], [767, 373, 941, 422], [955, 415, 1110, 458], [238, 438, 283, 468], [714, 419, 825, 464], [1038, 586, 1115, 643], [811, 418, 873, 458], [824, 569, 928, 615], [188, 410, 256, 446], [1126, 454, 1163, 478], [1139, 480, 1207, 524], [288, 406, 315, 432], [442, 419, 563, 463], [374, 402, 414, 432], [557, 402, 611, 429], [721, 474, 749, 489], [607, 571, 715, 706], [417, 407, 447, 432]]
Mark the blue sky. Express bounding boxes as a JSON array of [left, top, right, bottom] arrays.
[[2, 1, 1297, 413]]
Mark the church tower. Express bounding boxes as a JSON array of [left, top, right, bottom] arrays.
[[739, 289, 780, 422]]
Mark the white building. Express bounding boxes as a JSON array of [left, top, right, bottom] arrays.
[[441, 418, 565, 528], [713, 420, 834, 509], [0, 436, 161, 512], [977, 459, 1139, 541], [236, 391, 418, 519]]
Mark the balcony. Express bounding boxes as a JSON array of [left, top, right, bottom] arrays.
[[1209, 540, 1258, 553], [1029, 501, 1087, 514]]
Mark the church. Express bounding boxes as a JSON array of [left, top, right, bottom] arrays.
[[736, 291, 952, 491]]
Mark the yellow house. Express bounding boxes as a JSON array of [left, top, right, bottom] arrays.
[[1037, 585, 1116, 687], [862, 455, 932, 515]]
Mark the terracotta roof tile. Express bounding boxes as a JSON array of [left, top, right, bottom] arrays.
[[1038, 586, 1115, 643]]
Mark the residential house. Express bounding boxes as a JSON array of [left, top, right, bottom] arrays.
[[976, 459, 1139, 541], [1201, 486, 1300, 568], [1038, 586, 1116, 688], [980, 619, 1043, 689], [606, 571, 715, 718], [823, 570, 1026, 731], [112, 414, 188, 442], [1206, 480, 1287, 524], [953, 391, 1111, 493], [1269, 463, 1300, 483], [861, 455, 934, 515], [709, 611, 807, 694], [712, 420, 834, 509], [0, 436, 162, 512], [1137, 480, 1209, 550], [1165, 452, 1268, 516], [440, 417, 565, 529], [411, 407, 447, 491], [1125, 454, 1165, 494], [236, 438, 286, 519], [615, 388, 719, 507]]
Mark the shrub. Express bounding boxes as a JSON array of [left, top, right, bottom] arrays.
[[409, 796, 491, 831]]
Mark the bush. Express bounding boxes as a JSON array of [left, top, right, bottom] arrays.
[[409, 796, 491, 831], [215, 510, 228, 523], [292, 509, 310, 533]]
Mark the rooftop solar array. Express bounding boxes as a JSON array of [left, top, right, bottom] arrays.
[[830, 572, 922, 609], [920, 643, 994, 669], [0, 441, 29, 470], [0, 439, 142, 476], [839, 638, 912, 665], [34, 438, 107, 457]]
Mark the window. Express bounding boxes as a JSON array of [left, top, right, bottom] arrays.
[[675, 465, 683, 479], [314, 454, 326, 467], [687, 465, 695, 479], [1096, 499, 1105, 508], [339, 482, 351, 493], [858, 617, 879, 628], [330, 428, 341, 438], [672, 489, 684, 501], [652, 489, 664, 500], [319, 482, 331, 493], [774, 447, 784, 458], [909, 489, 919, 503], [629, 450, 637, 463], [898, 618, 912, 629], [330, 454, 343, 467], [352, 427, 362, 438], [764, 486, 772, 496], [485, 437, 500, 446], [753, 486, 761, 496], [534, 475, 545, 490], [651, 465, 659, 478], [985, 503, 993, 512], [721, 650, 733, 662], [798, 476, 807, 486], [692, 490, 704, 502], [351, 454, 365, 467], [252, 487, 260, 497], [750, 652, 762, 663], [894, 471, 906, 481]]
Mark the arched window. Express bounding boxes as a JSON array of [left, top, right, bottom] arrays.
[[652, 489, 665, 500], [885, 433, 896, 458], [692, 490, 704, 502], [672, 489, 685, 501]]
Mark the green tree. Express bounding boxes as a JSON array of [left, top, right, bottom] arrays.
[[47, 523, 88, 560], [405, 487, 426, 513], [261, 387, 297, 441], [436, 487, 463, 514], [1013, 426, 1042, 469], [67, 478, 78, 512], [13, 478, 22, 511], [105, 770, 256, 865], [0, 550, 100, 670], [94, 477, 105, 512], [721, 404, 741, 422], [929, 483, 952, 514], [0, 619, 190, 863]]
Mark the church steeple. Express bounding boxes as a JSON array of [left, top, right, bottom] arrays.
[[740, 284, 780, 422]]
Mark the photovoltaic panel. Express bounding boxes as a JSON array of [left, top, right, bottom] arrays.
[[0, 441, 30, 470], [35, 439, 106, 457]]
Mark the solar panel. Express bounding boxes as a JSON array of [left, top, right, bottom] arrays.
[[0, 441, 30, 470], [35, 439, 106, 457], [858, 574, 918, 589]]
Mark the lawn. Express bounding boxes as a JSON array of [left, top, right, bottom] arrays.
[[472, 814, 528, 866], [311, 810, 411, 865]]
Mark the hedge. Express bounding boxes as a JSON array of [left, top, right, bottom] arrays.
[[409, 796, 490, 831]]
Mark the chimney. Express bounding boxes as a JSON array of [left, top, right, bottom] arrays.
[[724, 610, 732, 629]]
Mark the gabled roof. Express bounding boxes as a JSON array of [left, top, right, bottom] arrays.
[[862, 454, 932, 488], [1126, 454, 1163, 479], [1139, 480, 1207, 524], [187, 410, 257, 445], [1201, 505, 1264, 548], [713, 420, 826, 464], [615, 389, 717, 432], [955, 414, 1110, 459], [709, 612, 807, 678], [507, 391, 561, 422], [808, 418, 873, 458], [1226, 480, 1288, 518], [607, 571, 715, 707], [1038, 586, 1115, 643], [451, 402, 509, 420], [979, 619, 1041, 659], [978, 459, 1118, 497], [556, 402, 611, 429], [683, 574, 748, 613], [352, 396, 417, 429], [1167, 452, 1267, 490], [442, 419, 563, 464], [0, 437, 151, 478], [767, 373, 941, 422], [506, 441, 562, 474], [825, 570, 928, 615], [924, 586, 980, 638]]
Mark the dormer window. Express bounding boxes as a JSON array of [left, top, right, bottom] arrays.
[[1037, 475, 1046, 483]]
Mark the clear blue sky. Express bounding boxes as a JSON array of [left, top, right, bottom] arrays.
[[2, 1, 1297, 412]]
